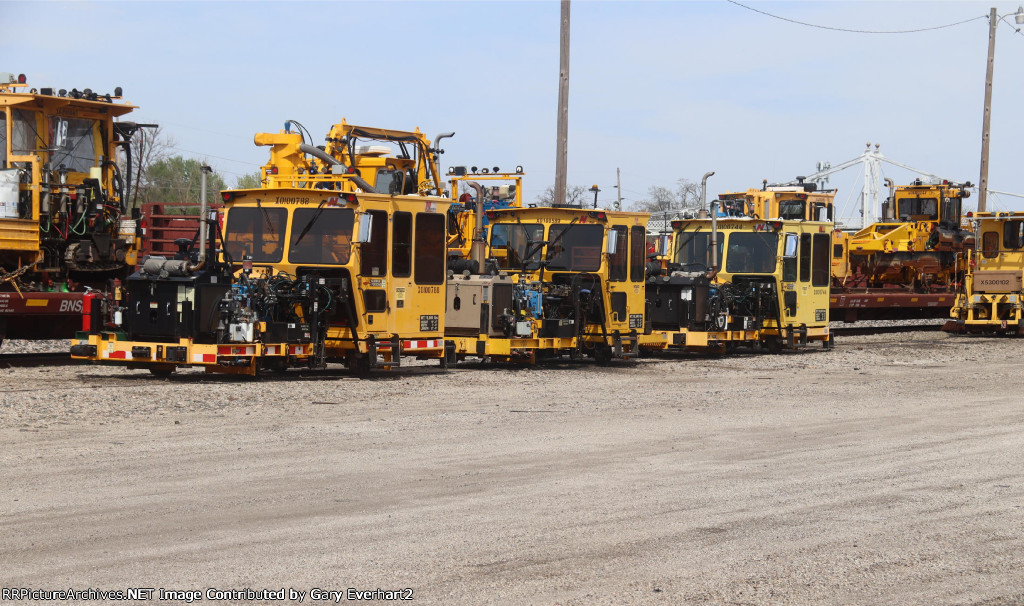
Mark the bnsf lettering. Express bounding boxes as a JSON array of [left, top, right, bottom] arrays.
[[418, 286, 440, 294], [59, 299, 83, 313]]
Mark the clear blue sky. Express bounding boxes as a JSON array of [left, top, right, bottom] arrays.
[[6, 1, 1024, 220]]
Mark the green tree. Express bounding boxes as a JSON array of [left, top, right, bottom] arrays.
[[235, 171, 263, 189], [141, 156, 227, 207]]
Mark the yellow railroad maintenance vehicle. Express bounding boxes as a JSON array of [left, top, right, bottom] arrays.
[[717, 178, 836, 222], [445, 165, 523, 271], [640, 206, 833, 354], [949, 211, 1024, 335], [2, 73, 152, 342], [445, 204, 649, 363], [831, 179, 973, 291], [71, 120, 456, 375]]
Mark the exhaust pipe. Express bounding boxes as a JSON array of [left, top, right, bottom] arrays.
[[187, 165, 212, 273], [701, 171, 718, 279], [467, 181, 486, 272], [299, 143, 376, 193]]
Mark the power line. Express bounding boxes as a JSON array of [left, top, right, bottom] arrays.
[[998, 14, 1024, 38], [726, 0, 987, 34]]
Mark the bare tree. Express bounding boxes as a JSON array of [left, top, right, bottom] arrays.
[[536, 184, 587, 206], [629, 178, 702, 213], [128, 125, 177, 207]]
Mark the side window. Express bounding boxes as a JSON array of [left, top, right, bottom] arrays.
[[799, 233, 811, 282], [812, 233, 830, 287], [359, 210, 389, 276], [414, 213, 445, 284], [630, 226, 646, 282], [782, 233, 798, 282], [982, 232, 999, 258], [609, 226, 627, 281], [392, 211, 412, 277], [1002, 220, 1024, 250]]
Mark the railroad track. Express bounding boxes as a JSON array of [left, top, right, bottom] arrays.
[[829, 322, 948, 338], [0, 351, 75, 368]]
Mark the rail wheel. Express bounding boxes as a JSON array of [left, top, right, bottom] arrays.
[[148, 364, 176, 378]]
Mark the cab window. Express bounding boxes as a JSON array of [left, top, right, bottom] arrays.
[[799, 234, 811, 282], [491, 223, 543, 270], [674, 231, 722, 270], [225, 206, 287, 263], [812, 233, 830, 286], [546, 224, 604, 272], [1002, 220, 1024, 249], [359, 210, 389, 276], [630, 226, 646, 282], [726, 232, 779, 274], [392, 211, 412, 277], [812, 202, 833, 222], [49, 117, 98, 173], [898, 197, 938, 221], [609, 226, 628, 281], [288, 207, 354, 265], [981, 232, 999, 258], [414, 213, 445, 284], [778, 200, 805, 221]]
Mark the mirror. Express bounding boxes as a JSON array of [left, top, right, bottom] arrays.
[[658, 234, 670, 255], [356, 213, 374, 243], [784, 233, 798, 258], [605, 229, 619, 254]]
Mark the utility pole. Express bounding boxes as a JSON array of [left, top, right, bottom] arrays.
[[978, 6, 997, 213], [616, 168, 622, 211], [554, 0, 570, 207]]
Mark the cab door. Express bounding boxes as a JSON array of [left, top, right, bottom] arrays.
[[605, 225, 630, 332], [358, 208, 390, 335], [398, 209, 446, 338]]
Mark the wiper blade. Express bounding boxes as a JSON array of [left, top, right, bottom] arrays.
[[255, 197, 275, 236], [292, 199, 328, 247]]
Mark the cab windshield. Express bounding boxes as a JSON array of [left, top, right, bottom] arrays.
[[546, 223, 604, 271], [725, 232, 778, 273], [289, 207, 354, 265], [673, 230, 722, 270], [490, 222, 543, 270], [778, 200, 805, 220], [49, 116, 98, 173], [897, 197, 938, 221], [224, 206, 287, 263]]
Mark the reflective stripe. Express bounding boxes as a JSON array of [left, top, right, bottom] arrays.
[[402, 339, 442, 350], [191, 353, 216, 363]]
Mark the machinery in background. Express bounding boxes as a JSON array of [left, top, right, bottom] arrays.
[[445, 165, 523, 266], [949, 211, 1024, 335], [830, 179, 973, 321], [1, 72, 151, 344]]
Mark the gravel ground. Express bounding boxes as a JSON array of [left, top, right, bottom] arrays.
[[1, 331, 1022, 605]]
